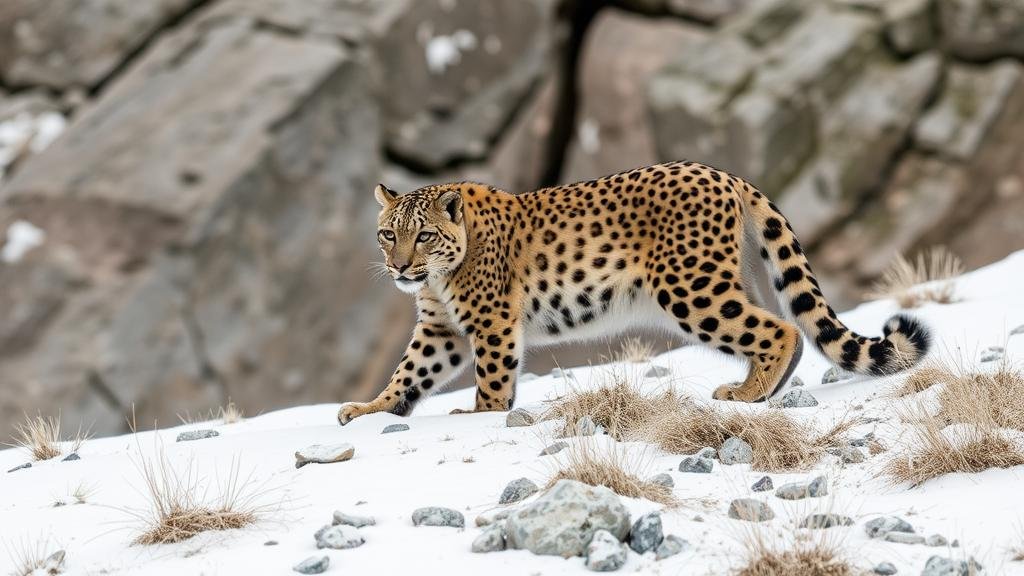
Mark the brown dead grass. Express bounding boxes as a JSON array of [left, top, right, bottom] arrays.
[[735, 525, 854, 576], [868, 246, 963, 308], [177, 399, 245, 426], [127, 447, 265, 545], [895, 363, 953, 397], [616, 337, 656, 363], [885, 413, 1024, 486], [545, 442, 677, 506], [10, 413, 86, 461], [3, 537, 64, 576], [543, 376, 856, 472], [937, 362, 1024, 432]]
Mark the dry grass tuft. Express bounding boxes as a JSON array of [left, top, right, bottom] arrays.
[[895, 363, 954, 397], [616, 337, 656, 363], [735, 524, 854, 576], [4, 537, 64, 576], [884, 414, 1024, 486], [868, 246, 963, 308], [127, 447, 266, 545], [543, 376, 856, 472], [10, 413, 86, 461], [218, 400, 244, 425], [937, 361, 1024, 432], [545, 442, 676, 506]]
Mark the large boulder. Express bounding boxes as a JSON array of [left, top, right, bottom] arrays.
[[0, 0, 196, 91], [505, 479, 631, 558], [938, 0, 1024, 60], [0, 13, 386, 437]]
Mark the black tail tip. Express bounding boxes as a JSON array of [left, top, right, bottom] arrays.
[[883, 313, 932, 363]]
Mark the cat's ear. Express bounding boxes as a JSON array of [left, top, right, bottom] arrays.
[[374, 183, 397, 207], [436, 190, 463, 224]]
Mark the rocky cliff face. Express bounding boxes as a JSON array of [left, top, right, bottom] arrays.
[[1, 0, 1022, 437]]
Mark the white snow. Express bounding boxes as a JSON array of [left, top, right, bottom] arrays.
[[425, 29, 478, 75], [0, 111, 65, 180], [3, 251, 1024, 575], [1, 219, 46, 263]]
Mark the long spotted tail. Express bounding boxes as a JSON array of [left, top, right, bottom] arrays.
[[741, 184, 931, 375]]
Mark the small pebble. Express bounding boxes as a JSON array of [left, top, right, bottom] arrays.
[[62, 453, 80, 462], [650, 473, 674, 488], [980, 353, 1001, 363], [865, 516, 915, 539], [775, 476, 827, 500], [697, 447, 718, 460], [1010, 324, 1024, 336], [575, 415, 598, 436], [539, 441, 569, 456], [800, 513, 854, 529], [412, 507, 464, 528], [727, 498, 774, 522], [719, 437, 753, 465], [921, 555, 983, 576], [821, 367, 852, 384], [295, 443, 355, 468], [499, 478, 539, 504], [472, 524, 506, 553], [925, 534, 948, 547], [7, 463, 31, 473], [293, 555, 329, 574], [506, 408, 535, 427], [789, 376, 805, 387], [382, 423, 410, 434], [781, 389, 818, 408], [314, 524, 365, 549], [645, 365, 671, 378], [585, 529, 627, 572], [333, 511, 375, 528], [884, 532, 925, 545], [176, 429, 219, 442], [838, 446, 865, 464], [264, 540, 278, 546], [628, 512, 663, 554], [873, 561, 898, 575], [751, 476, 773, 492], [679, 456, 713, 473], [655, 535, 689, 560]]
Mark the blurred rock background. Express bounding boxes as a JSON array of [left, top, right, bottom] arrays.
[[1, 0, 1022, 438]]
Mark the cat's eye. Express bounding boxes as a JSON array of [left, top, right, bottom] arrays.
[[379, 229, 395, 242], [416, 231, 436, 243]]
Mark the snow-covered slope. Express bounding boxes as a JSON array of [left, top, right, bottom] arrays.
[[3, 251, 1024, 576]]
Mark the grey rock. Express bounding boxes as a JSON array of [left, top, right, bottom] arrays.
[[505, 479, 631, 557], [650, 473, 674, 488], [332, 511, 375, 528], [655, 534, 689, 560], [576, 415, 598, 436], [850, 433, 874, 447], [0, 0, 197, 90], [293, 555, 330, 574], [800, 513, 855, 529], [586, 529, 627, 572], [821, 367, 853, 384], [926, 534, 949, 547], [62, 453, 80, 461], [781, 389, 818, 408], [775, 476, 828, 499], [837, 446, 865, 464], [789, 376, 805, 387], [865, 516, 916, 539], [0, 14, 383, 440], [885, 532, 926, 545], [412, 507, 465, 528], [938, 0, 1024, 60], [697, 447, 718, 460], [539, 441, 569, 456], [874, 562, 898, 575], [314, 524, 365, 549], [1011, 324, 1024, 336], [921, 555, 983, 576], [679, 456, 714, 473], [176, 429, 219, 442], [645, 365, 671, 378], [728, 498, 775, 522], [472, 524, 506, 553], [295, 443, 355, 469], [382, 423, 410, 434], [629, 512, 663, 554], [8, 463, 31, 473], [506, 408, 535, 427], [916, 61, 1024, 161], [980, 353, 1002, 363], [720, 437, 754, 465], [885, 0, 935, 55], [751, 476, 773, 492], [474, 508, 511, 528], [264, 540, 278, 546], [499, 477, 539, 504]]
